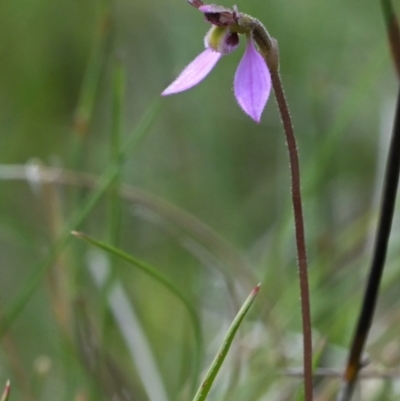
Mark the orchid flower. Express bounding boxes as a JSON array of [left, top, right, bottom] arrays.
[[161, 0, 272, 123]]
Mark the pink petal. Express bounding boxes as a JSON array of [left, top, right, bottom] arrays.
[[162, 49, 222, 95], [234, 39, 271, 123], [199, 4, 231, 13]]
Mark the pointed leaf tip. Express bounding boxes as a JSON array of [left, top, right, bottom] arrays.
[[162, 49, 222, 96], [1, 381, 10, 401], [234, 38, 271, 122]]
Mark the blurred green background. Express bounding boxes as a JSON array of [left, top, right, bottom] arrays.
[[0, 0, 400, 400]]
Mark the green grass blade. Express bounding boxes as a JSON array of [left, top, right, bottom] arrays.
[[87, 256, 169, 401], [109, 60, 125, 247], [71, 0, 111, 166], [71, 230, 203, 390], [192, 283, 260, 401], [0, 381, 10, 401], [0, 100, 161, 339]]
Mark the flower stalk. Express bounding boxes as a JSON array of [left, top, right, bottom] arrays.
[[226, 9, 313, 400], [162, 3, 313, 399], [249, 16, 314, 401], [271, 68, 313, 401]]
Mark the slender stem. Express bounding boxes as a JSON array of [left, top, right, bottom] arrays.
[[109, 60, 125, 246], [381, 0, 400, 79], [337, 85, 400, 401], [245, 15, 313, 398], [337, 2, 400, 395], [271, 69, 313, 401], [186, 6, 313, 397], [250, 17, 313, 398]]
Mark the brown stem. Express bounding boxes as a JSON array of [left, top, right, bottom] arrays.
[[337, 80, 400, 401], [184, 5, 313, 397], [246, 19, 313, 397], [247, 14, 312, 398], [271, 69, 313, 401], [381, 0, 400, 79]]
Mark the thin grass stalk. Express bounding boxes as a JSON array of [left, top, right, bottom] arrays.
[[337, 85, 400, 401], [72, 0, 111, 140], [0, 100, 161, 338], [87, 251, 169, 401], [0, 164, 255, 285], [42, 181, 73, 337], [109, 60, 125, 247], [337, 3, 400, 399], [71, 230, 203, 390]]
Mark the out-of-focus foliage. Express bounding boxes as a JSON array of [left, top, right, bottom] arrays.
[[0, 0, 400, 400]]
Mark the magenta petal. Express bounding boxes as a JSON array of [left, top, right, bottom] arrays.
[[162, 49, 222, 96], [234, 39, 271, 122]]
